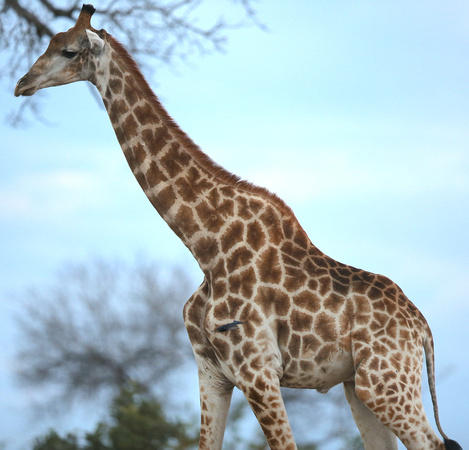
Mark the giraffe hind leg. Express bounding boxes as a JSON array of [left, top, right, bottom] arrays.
[[344, 380, 398, 449], [352, 359, 445, 450]]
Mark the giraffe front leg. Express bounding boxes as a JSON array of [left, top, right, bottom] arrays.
[[240, 374, 297, 450], [197, 369, 234, 450], [344, 380, 397, 449]]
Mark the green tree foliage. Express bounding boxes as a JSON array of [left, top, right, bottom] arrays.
[[32, 383, 199, 450], [33, 431, 81, 450]]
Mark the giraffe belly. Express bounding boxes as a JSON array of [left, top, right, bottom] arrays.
[[279, 347, 355, 391]]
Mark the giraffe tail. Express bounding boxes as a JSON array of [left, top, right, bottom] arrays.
[[423, 325, 462, 449]]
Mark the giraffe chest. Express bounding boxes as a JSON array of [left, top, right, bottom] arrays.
[[197, 267, 358, 391]]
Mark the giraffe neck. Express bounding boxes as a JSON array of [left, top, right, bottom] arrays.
[[91, 36, 311, 277], [90, 36, 242, 270]]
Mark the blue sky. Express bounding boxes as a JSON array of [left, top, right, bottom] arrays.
[[1, 1, 468, 448]]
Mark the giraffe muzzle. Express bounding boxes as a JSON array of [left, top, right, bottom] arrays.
[[14, 74, 39, 97]]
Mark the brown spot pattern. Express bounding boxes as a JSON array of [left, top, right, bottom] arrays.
[[257, 246, 282, 284]]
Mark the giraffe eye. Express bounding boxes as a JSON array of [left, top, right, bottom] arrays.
[[62, 50, 78, 59]]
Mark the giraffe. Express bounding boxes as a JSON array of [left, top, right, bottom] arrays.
[[15, 5, 462, 450]]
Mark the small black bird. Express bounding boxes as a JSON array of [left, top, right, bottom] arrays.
[[214, 320, 244, 332]]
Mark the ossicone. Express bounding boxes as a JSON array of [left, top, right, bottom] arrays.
[[82, 4, 96, 16], [75, 4, 96, 29]]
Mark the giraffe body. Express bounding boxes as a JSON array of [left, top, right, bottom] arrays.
[[15, 6, 461, 450]]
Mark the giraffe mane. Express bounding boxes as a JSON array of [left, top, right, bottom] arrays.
[[107, 34, 296, 219]]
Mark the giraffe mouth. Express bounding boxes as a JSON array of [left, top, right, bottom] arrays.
[[15, 86, 38, 97]]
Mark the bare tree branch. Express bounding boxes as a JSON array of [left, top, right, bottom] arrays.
[[37, 0, 80, 18], [15, 258, 195, 409], [3, 0, 54, 38]]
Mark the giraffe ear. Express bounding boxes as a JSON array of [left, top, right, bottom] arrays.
[[85, 29, 105, 55]]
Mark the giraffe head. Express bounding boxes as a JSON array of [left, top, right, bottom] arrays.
[[15, 4, 105, 97]]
